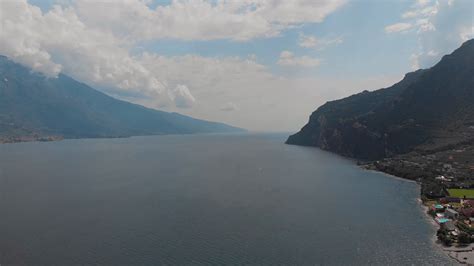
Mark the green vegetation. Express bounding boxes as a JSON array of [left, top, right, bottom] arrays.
[[447, 189, 474, 199], [458, 232, 471, 244], [437, 228, 453, 246], [457, 222, 474, 234], [450, 202, 463, 208]]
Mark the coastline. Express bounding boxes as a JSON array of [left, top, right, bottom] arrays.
[[365, 168, 450, 258], [0, 135, 64, 145], [361, 156, 472, 264], [0, 132, 251, 146], [419, 199, 474, 265], [408, 175, 473, 264], [363, 168, 418, 184], [372, 164, 473, 264], [302, 145, 473, 264], [417, 199, 455, 261]]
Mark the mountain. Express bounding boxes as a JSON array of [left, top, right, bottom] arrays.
[[287, 39, 474, 162], [0, 55, 243, 143]]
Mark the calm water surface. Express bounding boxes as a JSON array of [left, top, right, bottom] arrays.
[[0, 134, 453, 265]]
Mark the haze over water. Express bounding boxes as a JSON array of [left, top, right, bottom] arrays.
[[0, 134, 452, 264]]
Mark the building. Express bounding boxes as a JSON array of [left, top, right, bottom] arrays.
[[435, 175, 453, 182], [436, 217, 450, 224], [445, 208, 459, 219], [462, 199, 474, 207], [460, 208, 474, 218], [441, 220, 456, 231], [432, 204, 445, 213], [440, 197, 461, 204]]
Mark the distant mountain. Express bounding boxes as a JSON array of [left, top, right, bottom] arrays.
[[0, 55, 243, 143], [287, 39, 474, 161]]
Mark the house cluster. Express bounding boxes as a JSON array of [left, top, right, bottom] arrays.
[[427, 191, 474, 246], [434, 174, 473, 190]]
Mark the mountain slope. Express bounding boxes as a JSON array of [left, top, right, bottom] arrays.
[[287, 39, 474, 161], [0, 55, 243, 142]]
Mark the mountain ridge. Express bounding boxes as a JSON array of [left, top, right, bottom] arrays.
[[0, 55, 244, 143], [287, 39, 474, 160], [286, 39, 474, 183]]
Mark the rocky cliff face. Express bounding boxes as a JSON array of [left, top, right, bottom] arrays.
[[287, 39, 474, 161]]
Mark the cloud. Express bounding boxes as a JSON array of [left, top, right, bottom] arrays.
[[416, 0, 432, 7], [460, 26, 474, 42], [0, 0, 346, 108], [402, 2, 438, 19], [385, 23, 413, 33], [0, 0, 404, 131], [385, 0, 438, 34], [0, 0, 167, 103], [169, 84, 196, 108], [385, 0, 473, 69], [277, 51, 321, 67], [298, 34, 343, 50], [0, 2, 62, 77], [135, 51, 399, 131], [220, 102, 238, 111], [415, 18, 436, 32], [74, 0, 347, 42]]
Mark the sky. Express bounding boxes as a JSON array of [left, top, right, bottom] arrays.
[[0, 0, 473, 132]]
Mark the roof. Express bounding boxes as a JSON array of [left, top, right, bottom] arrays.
[[446, 208, 458, 214], [461, 208, 474, 217], [436, 217, 451, 224], [464, 200, 474, 206], [442, 221, 456, 231], [441, 197, 461, 203]]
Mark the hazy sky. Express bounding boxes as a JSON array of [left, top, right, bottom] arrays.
[[1, 0, 473, 131]]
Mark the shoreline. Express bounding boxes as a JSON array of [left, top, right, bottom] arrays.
[[416, 188, 474, 264], [363, 168, 418, 184], [298, 145, 471, 264], [417, 199, 453, 260], [0, 132, 254, 146], [363, 163, 472, 264]]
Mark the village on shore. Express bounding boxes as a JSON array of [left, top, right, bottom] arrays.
[[0, 134, 63, 144], [423, 175, 474, 264]]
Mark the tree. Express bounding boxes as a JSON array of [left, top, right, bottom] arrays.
[[438, 233, 453, 246], [458, 232, 471, 244], [428, 209, 436, 217], [437, 228, 446, 236], [444, 236, 453, 246]]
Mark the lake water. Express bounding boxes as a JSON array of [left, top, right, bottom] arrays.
[[0, 134, 453, 265]]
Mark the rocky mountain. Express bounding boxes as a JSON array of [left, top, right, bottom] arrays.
[[287, 39, 474, 162], [0, 55, 243, 143]]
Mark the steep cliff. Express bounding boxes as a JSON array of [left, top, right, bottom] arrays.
[[287, 39, 474, 161]]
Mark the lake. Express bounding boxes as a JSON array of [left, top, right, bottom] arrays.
[[0, 133, 453, 264]]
